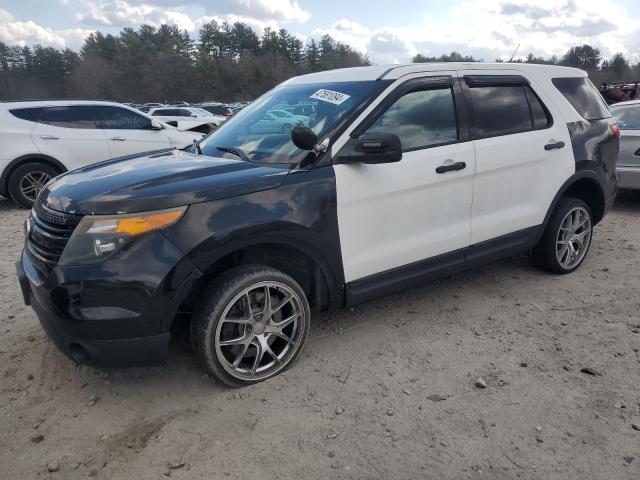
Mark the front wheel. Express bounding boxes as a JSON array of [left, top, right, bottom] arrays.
[[532, 197, 593, 274], [8, 162, 59, 209], [191, 265, 311, 387]]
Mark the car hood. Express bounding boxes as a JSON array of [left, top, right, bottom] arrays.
[[40, 149, 291, 215]]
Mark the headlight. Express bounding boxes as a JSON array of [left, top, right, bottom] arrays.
[[59, 207, 187, 266]]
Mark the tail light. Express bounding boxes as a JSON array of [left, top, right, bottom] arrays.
[[610, 123, 620, 138]]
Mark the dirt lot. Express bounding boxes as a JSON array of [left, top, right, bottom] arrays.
[[1, 194, 639, 480]]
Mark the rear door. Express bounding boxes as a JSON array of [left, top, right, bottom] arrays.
[[95, 105, 172, 158], [459, 71, 575, 244], [334, 73, 476, 282], [32, 105, 110, 170]]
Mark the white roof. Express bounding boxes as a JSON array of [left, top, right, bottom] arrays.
[[284, 62, 586, 85], [0, 99, 126, 109]]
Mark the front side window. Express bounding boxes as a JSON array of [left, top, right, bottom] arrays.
[[95, 106, 151, 130], [42, 106, 96, 129], [364, 87, 458, 151], [552, 77, 611, 121], [611, 105, 640, 130], [199, 80, 383, 164], [469, 85, 551, 138]]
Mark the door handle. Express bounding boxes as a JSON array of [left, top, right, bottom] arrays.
[[436, 161, 466, 174], [40, 135, 59, 140], [544, 141, 565, 150], [110, 137, 126, 141]]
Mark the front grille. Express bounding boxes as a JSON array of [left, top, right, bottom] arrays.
[[27, 202, 82, 272]]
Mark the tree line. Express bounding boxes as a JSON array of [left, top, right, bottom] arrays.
[[413, 46, 640, 86], [0, 22, 369, 103], [2, 23, 638, 104]]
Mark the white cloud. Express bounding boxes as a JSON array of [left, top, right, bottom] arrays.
[[0, 9, 92, 49], [75, 0, 195, 30], [74, 0, 309, 29]]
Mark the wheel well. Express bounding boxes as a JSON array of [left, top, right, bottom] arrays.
[[561, 178, 605, 224], [3, 155, 66, 193], [177, 243, 332, 320]]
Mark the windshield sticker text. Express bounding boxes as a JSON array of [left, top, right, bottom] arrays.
[[310, 89, 351, 105]]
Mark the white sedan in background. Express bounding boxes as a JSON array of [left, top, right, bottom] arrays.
[[149, 107, 226, 134], [0, 100, 203, 208], [611, 100, 640, 190]]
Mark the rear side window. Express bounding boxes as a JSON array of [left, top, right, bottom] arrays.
[[10, 107, 43, 122], [95, 106, 151, 130], [42, 106, 96, 129], [467, 85, 551, 139], [552, 77, 611, 120], [365, 87, 458, 151]]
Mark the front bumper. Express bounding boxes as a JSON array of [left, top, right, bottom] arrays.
[[16, 232, 194, 369], [617, 166, 640, 190]]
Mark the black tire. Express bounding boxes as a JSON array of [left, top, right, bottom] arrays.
[[191, 265, 311, 387], [8, 162, 60, 209], [532, 197, 593, 274]]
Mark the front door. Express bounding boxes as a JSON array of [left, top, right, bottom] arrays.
[[95, 105, 172, 158], [333, 74, 476, 283]]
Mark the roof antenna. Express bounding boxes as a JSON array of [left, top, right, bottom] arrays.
[[508, 43, 520, 62]]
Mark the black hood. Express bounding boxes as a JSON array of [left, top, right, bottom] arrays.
[[40, 149, 291, 215]]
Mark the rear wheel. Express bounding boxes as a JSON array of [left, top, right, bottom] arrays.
[[532, 197, 593, 274], [191, 265, 311, 387], [8, 162, 59, 209]]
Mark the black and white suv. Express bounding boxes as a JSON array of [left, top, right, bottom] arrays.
[[17, 63, 618, 386]]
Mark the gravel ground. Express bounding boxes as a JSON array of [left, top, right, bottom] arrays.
[[1, 193, 639, 480]]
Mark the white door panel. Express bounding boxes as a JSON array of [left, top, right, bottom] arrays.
[[460, 69, 575, 245], [470, 129, 573, 244], [105, 129, 172, 158], [335, 142, 475, 282], [32, 123, 110, 170]]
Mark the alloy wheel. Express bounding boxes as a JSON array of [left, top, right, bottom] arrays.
[[19, 171, 51, 202], [555, 206, 592, 270], [214, 281, 306, 382]]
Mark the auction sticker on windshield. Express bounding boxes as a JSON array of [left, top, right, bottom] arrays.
[[310, 89, 351, 105]]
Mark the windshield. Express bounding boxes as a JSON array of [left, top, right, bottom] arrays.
[[200, 81, 379, 164]]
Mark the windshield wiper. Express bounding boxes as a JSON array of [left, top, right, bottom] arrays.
[[215, 146, 250, 162]]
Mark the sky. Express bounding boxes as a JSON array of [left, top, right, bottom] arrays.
[[1, 0, 639, 64]]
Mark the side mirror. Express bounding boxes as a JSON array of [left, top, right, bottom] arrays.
[[291, 125, 318, 151], [165, 120, 179, 128], [151, 120, 164, 130], [336, 133, 402, 164]]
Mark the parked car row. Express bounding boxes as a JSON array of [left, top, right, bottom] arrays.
[[0, 100, 203, 208], [599, 82, 640, 105]]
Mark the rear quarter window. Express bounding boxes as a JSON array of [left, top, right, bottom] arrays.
[[9, 107, 43, 122], [552, 77, 611, 121]]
